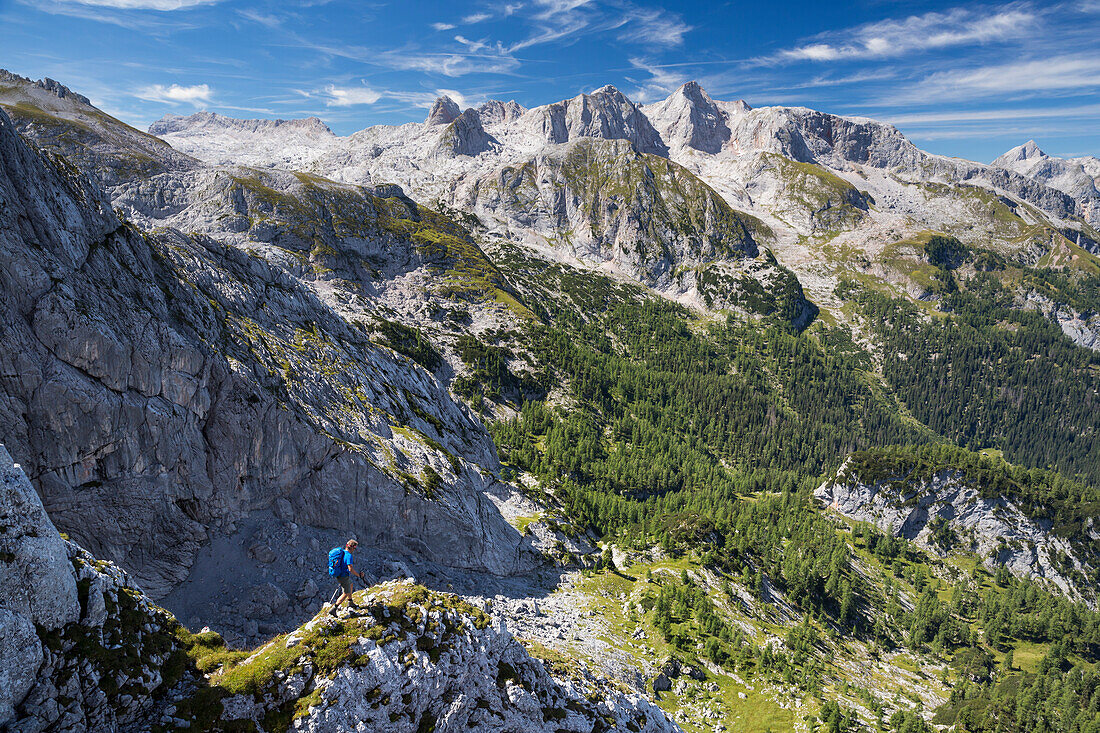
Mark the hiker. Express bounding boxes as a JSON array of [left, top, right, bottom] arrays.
[[328, 539, 366, 613]]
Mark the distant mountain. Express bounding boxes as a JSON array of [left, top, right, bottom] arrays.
[[146, 109, 338, 170], [993, 139, 1100, 225]]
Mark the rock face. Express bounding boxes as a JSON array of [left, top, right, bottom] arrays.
[[0, 103, 537, 607], [0, 445, 79, 726], [455, 138, 763, 285], [143, 110, 338, 171], [1023, 291, 1100, 352], [0, 445, 186, 731], [425, 96, 461, 126], [149, 110, 333, 137], [817, 457, 1097, 606], [643, 81, 730, 154], [477, 99, 526, 125], [521, 85, 668, 156], [435, 108, 498, 157]]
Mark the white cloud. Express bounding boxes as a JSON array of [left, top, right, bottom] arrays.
[[625, 57, 685, 102], [436, 88, 470, 107], [320, 84, 383, 106], [899, 55, 1100, 101], [462, 12, 491, 23], [238, 8, 281, 28], [50, 0, 219, 8], [531, 0, 591, 19], [135, 83, 212, 105], [432, 22, 456, 30], [383, 48, 520, 77], [626, 8, 690, 47], [771, 5, 1036, 63], [454, 34, 487, 52], [884, 103, 1100, 126]]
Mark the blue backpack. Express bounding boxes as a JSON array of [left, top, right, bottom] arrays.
[[328, 547, 348, 577]]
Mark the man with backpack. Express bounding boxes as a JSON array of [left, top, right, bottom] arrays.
[[327, 539, 366, 614]]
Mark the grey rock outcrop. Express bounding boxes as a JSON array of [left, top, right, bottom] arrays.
[[0, 445, 79, 727], [726, 106, 1081, 222], [149, 110, 333, 137], [643, 81, 730, 154], [0, 68, 196, 188], [197, 579, 680, 733], [521, 85, 668, 156], [435, 108, 498, 157], [1022, 291, 1100, 352], [425, 96, 461, 126], [476, 99, 526, 125], [456, 138, 764, 288], [0, 445, 187, 731], [818, 457, 1096, 606], [0, 69, 90, 106], [0, 445, 79, 632]]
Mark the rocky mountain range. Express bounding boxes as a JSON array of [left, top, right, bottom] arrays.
[[1, 67, 1100, 732]]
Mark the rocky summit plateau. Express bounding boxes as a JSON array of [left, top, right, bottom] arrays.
[[1, 66, 1100, 733]]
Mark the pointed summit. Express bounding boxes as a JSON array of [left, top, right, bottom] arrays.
[[644, 81, 730, 154], [521, 85, 666, 156], [994, 139, 1048, 167], [434, 108, 498, 157], [476, 99, 526, 124], [425, 96, 461, 125], [1021, 139, 1046, 159]]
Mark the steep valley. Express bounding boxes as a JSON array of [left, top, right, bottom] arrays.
[[1, 69, 1100, 733]]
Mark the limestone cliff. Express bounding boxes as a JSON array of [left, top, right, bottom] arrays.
[[0, 105, 538, 616], [817, 455, 1098, 607]]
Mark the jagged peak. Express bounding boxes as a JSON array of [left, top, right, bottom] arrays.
[[425, 95, 461, 125], [0, 68, 91, 106], [1022, 139, 1045, 157], [591, 84, 624, 97], [993, 139, 1050, 167], [435, 107, 497, 157], [676, 80, 713, 104], [476, 99, 526, 124]]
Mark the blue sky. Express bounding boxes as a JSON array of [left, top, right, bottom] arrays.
[[1, 0, 1098, 162]]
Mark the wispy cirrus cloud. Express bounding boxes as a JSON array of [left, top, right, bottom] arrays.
[[315, 84, 473, 110], [42, 0, 220, 8], [624, 8, 690, 47], [506, 0, 687, 53], [135, 83, 213, 105], [888, 54, 1100, 102], [462, 12, 491, 23], [766, 4, 1037, 63], [431, 22, 456, 30], [382, 46, 520, 77], [624, 56, 685, 102], [884, 103, 1100, 125], [237, 8, 283, 29], [320, 84, 382, 106]]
